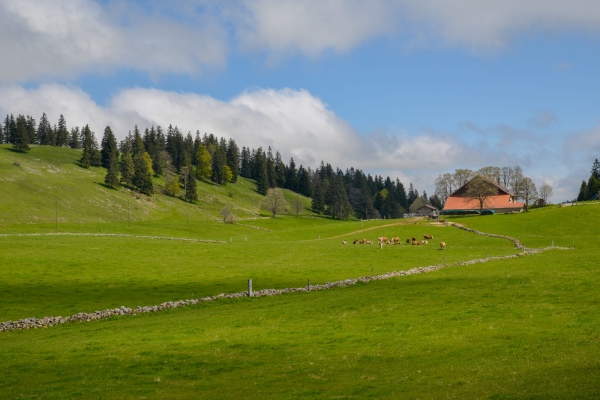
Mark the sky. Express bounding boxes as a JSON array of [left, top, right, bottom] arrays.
[[1, 0, 600, 202]]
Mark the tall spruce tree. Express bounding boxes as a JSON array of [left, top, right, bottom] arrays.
[[286, 157, 298, 192], [12, 115, 30, 152], [120, 153, 135, 187], [226, 139, 239, 183], [26, 116, 37, 144], [185, 166, 198, 202], [240, 147, 251, 178], [297, 165, 312, 197], [104, 154, 120, 188], [591, 159, 600, 180], [211, 146, 227, 184], [275, 151, 286, 187], [69, 127, 80, 149], [256, 157, 270, 195], [101, 126, 118, 169], [37, 113, 51, 145], [56, 115, 69, 147]]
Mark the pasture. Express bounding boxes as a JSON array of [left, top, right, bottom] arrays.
[[1, 145, 599, 398]]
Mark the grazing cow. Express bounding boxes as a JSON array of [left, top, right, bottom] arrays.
[[406, 238, 410, 244], [361, 238, 367, 244], [392, 237, 400, 244], [440, 242, 446, 250], [424, 235, 433, 240]]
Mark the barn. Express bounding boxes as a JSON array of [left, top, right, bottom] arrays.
[[442, 176, 524, 214]]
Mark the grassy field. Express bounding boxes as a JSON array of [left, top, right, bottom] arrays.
[[1, 145, 599, 398]]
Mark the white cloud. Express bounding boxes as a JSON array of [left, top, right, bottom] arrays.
[[0, 83, 589, 202], [235, 0, 397, 56], [0, 0, 228, 83], [233, 0, 600, 57]]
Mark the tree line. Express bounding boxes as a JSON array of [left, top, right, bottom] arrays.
[[2, 112, 425, 220], [577, 159, 600, 201]]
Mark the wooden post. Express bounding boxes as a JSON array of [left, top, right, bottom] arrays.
[[308, 279, 311, 291], [248, 279, 253, 297], [371, 268, 374, 277]]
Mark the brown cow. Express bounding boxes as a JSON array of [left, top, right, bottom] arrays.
[[353, 238, 359, 244], [412, 237, 416, 242], [392, 237, 400, 244], [440, 242, 446, 250], [406, 238, 410, 244], [424, 235, 433, 240]]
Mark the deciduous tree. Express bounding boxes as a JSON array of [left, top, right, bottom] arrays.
[[463, 176, 497, 212], [263, 188, 288, 218]]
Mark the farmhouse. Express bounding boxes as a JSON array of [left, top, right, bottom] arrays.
[[442, 176, 525, 214]]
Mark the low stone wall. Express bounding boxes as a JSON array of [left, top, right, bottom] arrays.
[[0, 242, 570, 333]]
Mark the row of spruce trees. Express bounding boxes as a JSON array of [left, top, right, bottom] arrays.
[[577, 159, 600, 201], [2, 112, 423, 220]]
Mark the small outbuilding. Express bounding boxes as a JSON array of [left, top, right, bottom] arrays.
[[416, 204, 438, 216]]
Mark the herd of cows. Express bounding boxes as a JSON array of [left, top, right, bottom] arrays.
[[342, 235, 446, 250]]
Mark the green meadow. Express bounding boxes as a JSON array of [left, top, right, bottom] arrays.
[[1, 145, 599, 398]]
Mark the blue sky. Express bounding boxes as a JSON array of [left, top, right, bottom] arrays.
[[2, 0, 600, 201]]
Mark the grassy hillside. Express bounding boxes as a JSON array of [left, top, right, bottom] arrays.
[[0, 144, 313, 227], [2, 145, 599, 398]]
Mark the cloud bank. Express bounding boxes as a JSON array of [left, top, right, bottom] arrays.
[[2, 0, 600, 83]]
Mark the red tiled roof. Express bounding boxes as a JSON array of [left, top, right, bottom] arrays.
[[443, 194, 524, 210]]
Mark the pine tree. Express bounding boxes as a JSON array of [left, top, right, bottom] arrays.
[[104, 155, 120, 188], [69, 127, 80, 149], [226, 139, 239, 183], [133, 152, 153, 195], [120, 153, 135, 187], [12, 115, 30, 152], [26, 116, 37, 144], [37, 113, 51, 145], [8, 115, 16, 144], [256, 158, 270, 195], [286, 157, 298, 192], [185, 167, 198, 202], [275, 151, 286, 187], [56, 115, 69, 147], [240, 147, 251, 178], [80, 125, 101, 167], [311, 180, 326, 214], [325, 175, 352, 220], [211, 146, 227, 184], [297, 165, 312, 197], [267, 147, 277, 188], [587, 174, 600, 200], [592, 159, 600, 180], [101, 126, 118, 169]]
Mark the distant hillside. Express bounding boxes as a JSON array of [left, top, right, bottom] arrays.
[[0, 145, 314, 226]]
